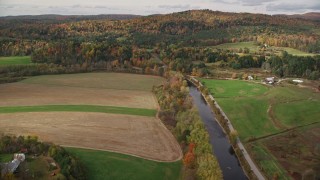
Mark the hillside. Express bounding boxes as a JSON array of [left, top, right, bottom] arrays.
[[0, 10, 319, 81], [1, 10, 319, 54], [286, 12, 320, 21]]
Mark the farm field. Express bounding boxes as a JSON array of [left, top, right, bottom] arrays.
[[0, 72, 182, 178], [22, 72, 164, 91], [67, 147, 182, 180], [0, 56, 32, 66], [0, 112, 181, 161], [211, 41, 317, 56], [200, 78, 320, 179], [0, 74, 160, 109]]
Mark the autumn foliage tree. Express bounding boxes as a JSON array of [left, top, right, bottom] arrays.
[[183, 143, 196, 168]]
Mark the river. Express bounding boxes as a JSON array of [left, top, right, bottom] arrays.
[[189, 86, 247, 180]]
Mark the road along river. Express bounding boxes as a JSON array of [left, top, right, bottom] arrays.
[[189, 85, 247, 180]]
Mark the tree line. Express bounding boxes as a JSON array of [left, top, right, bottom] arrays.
[[153, 73, 222, 179], [0, 135, 86, 179]]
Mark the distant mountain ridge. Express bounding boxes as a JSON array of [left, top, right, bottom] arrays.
[[0, 14, 141, 21], [281, 12, 320, 21], [0, 10, 319, 53]]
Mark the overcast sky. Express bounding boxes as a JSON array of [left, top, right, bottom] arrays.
[[0, 0, 319, 16]]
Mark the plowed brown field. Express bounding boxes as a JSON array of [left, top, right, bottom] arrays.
[[0, 112, 182, 162]]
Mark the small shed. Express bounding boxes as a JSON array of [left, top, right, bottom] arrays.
[[265, 77, 275, 84]]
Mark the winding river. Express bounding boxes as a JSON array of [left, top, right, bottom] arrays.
[[189, 86, 247, 180]]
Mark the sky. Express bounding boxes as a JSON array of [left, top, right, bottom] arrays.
[[0, 0, 319, 16]]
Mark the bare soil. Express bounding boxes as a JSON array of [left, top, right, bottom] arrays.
[[0, 83, 157, 109], [0, 112, 182, 162]]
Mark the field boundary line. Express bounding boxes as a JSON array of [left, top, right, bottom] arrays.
[[63, 145, 182, 163], [246, 121, 320, 143]]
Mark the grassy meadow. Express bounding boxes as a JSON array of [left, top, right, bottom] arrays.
[[67, 148, 182, 180], [279, 47, 316, 56], [200, 78, 320, 179], [0, 153, 13, 162], [212, 41, 259, 52], [0, 56, 32, 66], [211, 41, 318, 56], [200, 79, 320, 140], [0, 105, 157, 117]]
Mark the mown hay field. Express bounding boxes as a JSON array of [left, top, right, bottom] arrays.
[[67, 147, 182, 180]]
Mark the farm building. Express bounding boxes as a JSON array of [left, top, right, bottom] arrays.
[[0, 153, 25, 176], [265, 77, 275, 84]]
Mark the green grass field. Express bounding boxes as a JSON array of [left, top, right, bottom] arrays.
[[22, 72, 164, 91], [201, 79, 320, 179], [201, 79, 268, 98], [211, 41, 318, 56], [200, 79, 320, 140], [0, 56, 32, 66], [0, 105, 156, 117], [67, 148, 182, 180], [274, 100, 320, 127], [0, 153, 12, 162], [279, 47, 316, 56], [218, 97, 278, 139], [212, 41, 259, 52]]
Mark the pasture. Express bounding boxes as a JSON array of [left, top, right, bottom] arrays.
[[201, 78, 320, 179], [211, 41, 318, 56], [0, 56, 32, 66], [67, 148, 182, 180], [212, 41, 259, 52], [279, 47, 316, 56], [201, 79, 320, 140], [201, 79, 268, 98]]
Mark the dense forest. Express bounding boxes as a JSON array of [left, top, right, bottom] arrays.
[[0, 10, 320, 80]]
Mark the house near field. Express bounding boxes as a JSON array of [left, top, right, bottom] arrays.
[[0, 153, 25, 176], [265, 77, 275, 84]]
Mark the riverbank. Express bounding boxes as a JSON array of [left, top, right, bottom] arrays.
[[186, 76, 265, 180]]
